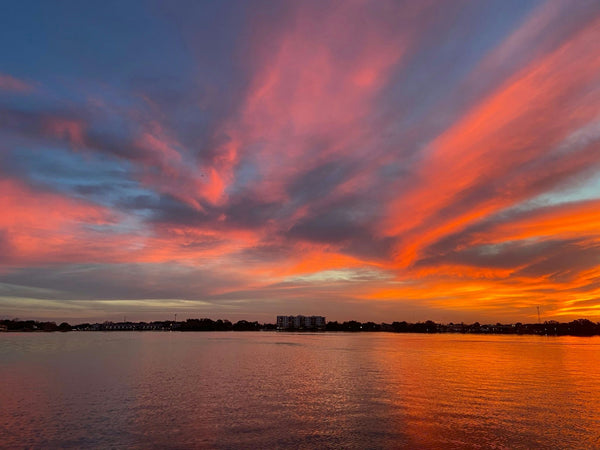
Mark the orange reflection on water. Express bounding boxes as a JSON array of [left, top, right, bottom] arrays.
[[372, 334, 600, 448]]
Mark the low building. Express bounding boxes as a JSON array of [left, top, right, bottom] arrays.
[[276, 315, 325, 330]]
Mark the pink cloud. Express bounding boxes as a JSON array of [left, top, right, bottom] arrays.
[[0, 73, 33, 92], [43, 117, 87, 149], [208, 1, 413, 206], [0, 178, 119, 265]]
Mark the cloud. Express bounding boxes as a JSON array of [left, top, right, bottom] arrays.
[[2, 1, 600, 322], [0, 177, 120, 266], [0, 73, 33, 92], [383, 16, 600, 268]]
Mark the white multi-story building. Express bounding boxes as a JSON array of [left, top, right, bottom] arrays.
[[276, 315, 326, 330]]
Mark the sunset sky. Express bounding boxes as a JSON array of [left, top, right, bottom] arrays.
[[1, 0, 600, 323]]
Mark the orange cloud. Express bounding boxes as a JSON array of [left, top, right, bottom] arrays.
[[383, 17, 600, 269], [477, 200, 600, 245]]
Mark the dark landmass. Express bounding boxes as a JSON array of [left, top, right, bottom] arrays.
[[2, 318, 600, 337]]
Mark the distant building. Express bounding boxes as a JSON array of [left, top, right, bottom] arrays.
[[276, 315, 325, 330]]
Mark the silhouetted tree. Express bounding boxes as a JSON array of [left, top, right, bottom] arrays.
[[341, 321, 362, 332], [362, 322, 381, 331], [391, 321, 409, 332], [58, 322, 72, 331], [325, 321, 339, 331], [233, 320, 260, 331]]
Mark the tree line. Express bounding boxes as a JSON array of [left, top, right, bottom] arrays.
[[3, 318, 600, 336]]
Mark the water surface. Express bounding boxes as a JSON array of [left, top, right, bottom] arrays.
[[1, 332, 599, 448]]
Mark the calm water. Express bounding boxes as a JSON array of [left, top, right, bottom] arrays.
[[1, 332, 600, 449]]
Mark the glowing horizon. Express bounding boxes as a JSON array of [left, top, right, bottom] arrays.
[[1, 0, 600, 323]]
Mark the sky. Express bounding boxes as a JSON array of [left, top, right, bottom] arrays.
[[1, 0, 600, 324]]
